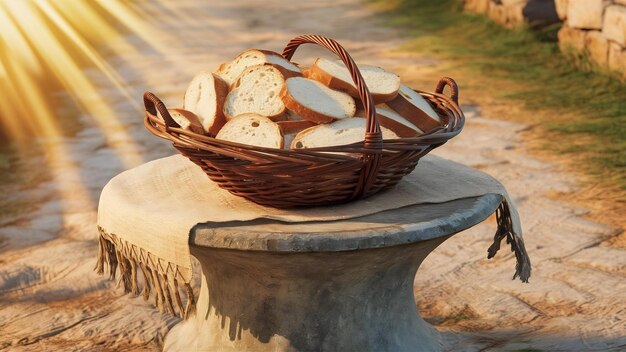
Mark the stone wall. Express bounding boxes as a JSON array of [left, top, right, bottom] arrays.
[[464, 0, 559, 28], [558, 0, 626, 79], [464, 0, 626, 79]]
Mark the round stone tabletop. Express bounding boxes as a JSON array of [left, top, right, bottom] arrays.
[[190, 193, 503, 252]]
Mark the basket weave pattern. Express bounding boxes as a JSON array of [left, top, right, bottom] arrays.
[[143, 35, 464, 208]]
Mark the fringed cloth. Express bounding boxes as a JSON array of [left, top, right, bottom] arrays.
[[95, 228, 195, 319], [96, 155, 531, 319]]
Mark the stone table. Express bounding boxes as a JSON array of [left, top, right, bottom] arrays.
[[163, 194, 503, 352]]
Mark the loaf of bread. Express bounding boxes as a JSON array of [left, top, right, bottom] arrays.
[[224, 65, 286, 121], [386, 84, 441, 133], [216, 113, 283, 148], [183, 71, 229, 135], [215, 49, 301, 86], [280, 77, 356, 123], [291, 118, 398, 149], [307, 58, 400, 104]]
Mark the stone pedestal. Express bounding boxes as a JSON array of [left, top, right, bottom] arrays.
[[164, 195, 502, 352]]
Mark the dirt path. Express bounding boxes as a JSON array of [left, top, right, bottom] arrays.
[[1, 0, 624, 351]]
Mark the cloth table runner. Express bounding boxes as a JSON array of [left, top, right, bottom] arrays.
[[96, 154, 531, 318]]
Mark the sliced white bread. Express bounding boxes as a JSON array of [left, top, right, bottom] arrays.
[[166, 108, 205, 134], [280, 77, 356, 124], [216, 113, 283, 148], [386, 84, 441, 133], [183, 71, 229, 135], [307, 58, 400, 104], [375, 108, 424, 137], [224, 65, 286, 120], [291, 117, 398, 149], [215, 49, 301, 86]]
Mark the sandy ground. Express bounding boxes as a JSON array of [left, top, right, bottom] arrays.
[[1, 0, 625, 351]]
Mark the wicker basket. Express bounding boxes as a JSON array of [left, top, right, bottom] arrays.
[[143, 34, 464, 208]]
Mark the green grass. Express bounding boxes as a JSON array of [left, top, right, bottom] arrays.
[[374, 0, 626, 189]]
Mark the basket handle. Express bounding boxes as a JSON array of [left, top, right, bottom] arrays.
[[282, 34, 382, 151], [435, 77, 459, 105], [143, 92, 180, 128]]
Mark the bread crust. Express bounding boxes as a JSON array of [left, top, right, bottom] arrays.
[[307, 59, 399, 104], [289, 124, 319, 149], [216, 113, 284, 149], [279, 84, 334, 124], [215, 61, 230, 78], [209, 73, 229, 136], [217, 49, 301, 83], [270, 64, 302, 80], [298, 65, 310, 77], [276, 120, 317, 134], [290, 117, 399, 149], [169, 108, 205, 135], [386, 89, 441, 132], [182, 72, 230, 136], [255, 49, 302, 78], [255, 49, 282, 56], [376, 110, 422, 138]]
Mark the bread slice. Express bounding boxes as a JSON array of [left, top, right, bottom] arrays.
[[386, 84, 441, 133], [291, 118, 398, 149], [224, 65, 286, 120], [307, 58, 400, 104], [286, 110, 303, 121], [298, 65, 311, 77], [216, 113, 283, 148], [375, 108, 424, 137], [166, 108, 205, 134], [183, 71, 229, 135], [276, 120, 317, 135], [276, 110, 317, 149], [280, 112, 315, 149], [280, 77, 356, 124], [215, 49, 301, 86]]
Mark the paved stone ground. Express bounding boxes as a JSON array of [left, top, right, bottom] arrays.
[[0, 1, 624, 351]]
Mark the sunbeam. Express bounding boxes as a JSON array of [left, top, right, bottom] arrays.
[[0, 0, 174, 219], [0, 0, 175, 168]]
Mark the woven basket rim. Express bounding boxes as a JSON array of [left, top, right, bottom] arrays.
[[144, 88, 463, 158]]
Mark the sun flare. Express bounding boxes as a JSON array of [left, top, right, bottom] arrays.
[[0, 0, 171, 164], [0, 0, 172, 214]]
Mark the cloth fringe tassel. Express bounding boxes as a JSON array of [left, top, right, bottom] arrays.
[[95, 228, 196, 319], [95, 199, 528, 319], [487, 199, 532, 283]]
